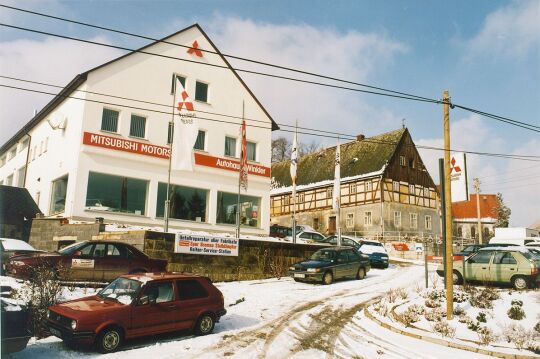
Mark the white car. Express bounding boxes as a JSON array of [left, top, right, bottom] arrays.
[[285, 227, 326, 243], [0, 238, 41, 274]]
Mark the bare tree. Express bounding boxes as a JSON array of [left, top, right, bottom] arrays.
[[299, 140, 321, 157], [271, 137, 291, 162]]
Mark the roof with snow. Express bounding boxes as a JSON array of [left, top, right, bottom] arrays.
[[271, 128, 406, 188], [452, 194, 498, 220]]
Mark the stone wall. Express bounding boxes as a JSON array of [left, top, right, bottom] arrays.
[[143, 231, 325, 282], [29, 218, 105, 251]]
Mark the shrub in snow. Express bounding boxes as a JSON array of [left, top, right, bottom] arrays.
[[408, 303, 426, 315], [453, 291, 469, 303], [396, 287, 408, 300], [466, 318, 480, 332], [482, 287, 500, 301], [453, 305, 465, 316], [458, 313, 470, 323], [427, 289, 446, 302], [476, 312, 487, 323], [431, 320, 456, 338], [398, 308, 420, 327], [425, 307, 445, 322], [462, 283, 478, 294], [373, 300, 390, 317], [469, 291, 493, 309], [385, 289, 399, 303], [535, 322, 540, 334], [425, 298, 440, 308], [511, 299, 523, 307], [477, 326, 496, 346], [500, 323, 537, 350], [507, 304, 526, 320]]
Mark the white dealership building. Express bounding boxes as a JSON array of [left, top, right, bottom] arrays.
[[0, 24, 277, 235]]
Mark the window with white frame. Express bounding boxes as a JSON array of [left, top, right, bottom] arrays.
[[393, 181, 400, 192], [399, 155, 405, 166], [298, 193, 305, 203], [247, 141, 257, 161], [350, 183, 357, 194], [19, 138, 29, 153], [394, 211, 402, 227], [410, 213, 418, 229], [129, 114, 146, 138], [194, 130, 206, 150], [327, 188, 333, 199], [365, 181, 373, 191], [7, 147, 16, 160], [0, 155, 6, 168], [346, 213, 354, 228], [101, 108, 119, 133], [195, 81, 208, 102], [424, 187, 430, 197], [224, 136, 237, 157], [364, 211, 372, 226], [425, 215, 432, 230], [409, 184, 415, 194]]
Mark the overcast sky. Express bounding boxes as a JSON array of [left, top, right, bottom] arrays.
[[0, 0, 538, 226]]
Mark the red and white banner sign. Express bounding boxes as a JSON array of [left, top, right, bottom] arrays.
[[175, 233, 238, 256], [82, 132, 270, 177], [83, 132, 170, 159]]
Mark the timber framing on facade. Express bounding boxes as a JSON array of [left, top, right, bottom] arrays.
[[270, 128, 441, 240]]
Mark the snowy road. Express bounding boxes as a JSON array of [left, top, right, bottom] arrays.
[[7, 263, 493, 359]]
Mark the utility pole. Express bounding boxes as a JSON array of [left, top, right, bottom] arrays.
[[474, 178, 483, 244], [443, 90, 454, 320]]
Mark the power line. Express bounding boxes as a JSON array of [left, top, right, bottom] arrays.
[[0, 4, 540, 132], [0, 3, 437, 103], [2, 81, 540, 162]]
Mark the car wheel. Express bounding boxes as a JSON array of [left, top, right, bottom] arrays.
[[322, 271, 333, 285], [195, 314, 215, 335], [356, 267, 366, 280], [293, 278, 301, 282], [96, 327, 123, 353], [452, 270, 463, 285], [512, 276, 528, 290]]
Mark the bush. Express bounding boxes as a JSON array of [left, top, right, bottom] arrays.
[[458, 313, 470, 323], [482, 287, 500, 301], [408, 303, 426, 315], [501, 323, 536, 350], [508, 304, 526, 320], [373, 300, 390, 317], [467, 318, 480, 332], [425, 308, 445, 322], [427, 289, 446, 302], [453, 291, 469, 303], [432, 320, 456, 338], [476, 312, 487, 323], [470, 291, 493, 309], [396, 288, 408, 300], [399, 308, 420, 327], [511, 299, 523, 307], [477, 326, 496, 346], [453, 305, 465, 316], [425, 298, 441, 308], [385, 289, 399, 303], [535, 322, 540, 334]]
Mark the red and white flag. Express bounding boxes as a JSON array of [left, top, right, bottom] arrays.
[[239, 119, 248, 191], [332, 140, 341, 211], [171, 75, 198, 171]]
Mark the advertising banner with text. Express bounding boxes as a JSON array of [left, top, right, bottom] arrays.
[[174, 233, 239, 256]]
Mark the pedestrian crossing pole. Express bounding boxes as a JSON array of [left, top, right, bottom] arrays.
[[443, 90, 454, 319]]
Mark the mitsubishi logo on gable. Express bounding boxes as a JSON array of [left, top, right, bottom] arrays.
[[450, 156, 461, 174], [187, 40, 203, 57]]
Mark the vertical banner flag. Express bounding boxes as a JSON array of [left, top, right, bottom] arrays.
[[290, 125, 299, 202], [171, 75, 199, 171], [450, 152, 468, 202], [239, 119, 248, 191], [332, 140, 341, 211]]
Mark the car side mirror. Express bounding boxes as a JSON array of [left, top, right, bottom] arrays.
[[138, 295, 156, 305]]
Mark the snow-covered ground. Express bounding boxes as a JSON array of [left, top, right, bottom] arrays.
[[4, 263, 507, 359]]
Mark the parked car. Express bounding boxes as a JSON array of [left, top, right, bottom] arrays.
[[289, 246, 371, 285], [1, 298, 31, 355], [46, 273, 226, 353], [0, 238, 42, 275], [357, 239, 389, 269], [285, 227, 326, 242], [269, 224, 290, 238], [6, 240, 167, 282], [489, 237, 540, 246], [436, 247, 540, 290], [455, 244, 487, 257]]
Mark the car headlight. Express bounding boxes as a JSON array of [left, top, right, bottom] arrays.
[[71, 320, 77, 330], [289, 266, 295, 271], [11, 261, 25, 266], [47, 310, 51, 319], [307, 268, 320, 273]]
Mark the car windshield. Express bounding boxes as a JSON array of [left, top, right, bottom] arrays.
[[311, 250, 336, 261], [97, 277, 142, 305], [462, 245, 476, 252], [57, 241, 88, 255], [523, 250, 540, 261]]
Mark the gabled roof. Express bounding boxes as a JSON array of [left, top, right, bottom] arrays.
[[0, 23, 278, 153], [0, 185, 41, 224], [452, 194, 498, 219], [271, 128, 406, 188]]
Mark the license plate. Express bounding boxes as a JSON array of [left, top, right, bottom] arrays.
[[49, 327, 62, 338], [294, 273, 305, 278]]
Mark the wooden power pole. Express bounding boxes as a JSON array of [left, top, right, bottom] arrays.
[[474, 178, 483, 244], [443, 90, 454, 319]]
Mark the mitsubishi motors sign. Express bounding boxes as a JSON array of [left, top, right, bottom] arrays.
[[450, 152, 468, 202]]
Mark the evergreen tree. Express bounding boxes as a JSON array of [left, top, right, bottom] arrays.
[[494, 192, 511, 228]]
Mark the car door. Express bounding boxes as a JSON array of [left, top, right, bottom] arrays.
[[312, 233, 325, 242], [66, 243, 96, 281], [345, 249, 360, 277], [464, 251, 493, 282], [89, 243, 107, 282], [175, 279, 210, 330], [130, 280, 180, 336], [102, 243, 131, 281], [334, 251, 349, 279], [491, 252, 518, 283]]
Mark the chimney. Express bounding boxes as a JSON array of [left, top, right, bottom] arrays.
[[356, 134, 365, 141]]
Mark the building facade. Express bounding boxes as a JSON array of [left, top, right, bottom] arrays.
[[270, 128, 441, 242], [0, 24, 277, 235], [452, 194, 497, 242]]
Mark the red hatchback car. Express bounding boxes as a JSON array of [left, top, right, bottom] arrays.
[[46, 273, 226, 353], [6, 240, 167, 282]]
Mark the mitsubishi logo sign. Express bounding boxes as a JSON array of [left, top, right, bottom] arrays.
[[450, 152, 468, 202], [450, 156, 462, 174]]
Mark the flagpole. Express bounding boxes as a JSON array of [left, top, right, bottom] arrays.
[[336, 137, 342, 247], [165, 75, 176, 233], [236, 101, 245, 240], [292, 120, 298, 244]]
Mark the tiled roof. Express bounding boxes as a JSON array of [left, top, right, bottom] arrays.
[[452, 194, 498, 219], [271, 128, 406, 187]]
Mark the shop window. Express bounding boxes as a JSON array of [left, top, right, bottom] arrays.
[[216, 191, 261, 228], [86, 172, 147, 215], [225, 136, 237, 157], [130, 114, 146, 138], [194, 130, 206, 151], [247, 141, 257, 161], [195, 81, 208, 102], [156, 182, 208, 222], [394, 211, 402, 227], [101, 108, 119, 133], [50, 175, 68, 214]]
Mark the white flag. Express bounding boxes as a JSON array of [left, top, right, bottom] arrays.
[[332, 140, 340, 211], [171, 76, 199, 171], [290, 125, 298, 201]]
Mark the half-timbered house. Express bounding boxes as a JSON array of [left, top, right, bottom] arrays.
[[270, 128, 441, 242]]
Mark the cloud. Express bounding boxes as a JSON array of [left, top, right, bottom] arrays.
[[0, 36, 123, 145], [204, 17, 408, 144], [465, 0, 540, 59], [416, 115, 540, 227]]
